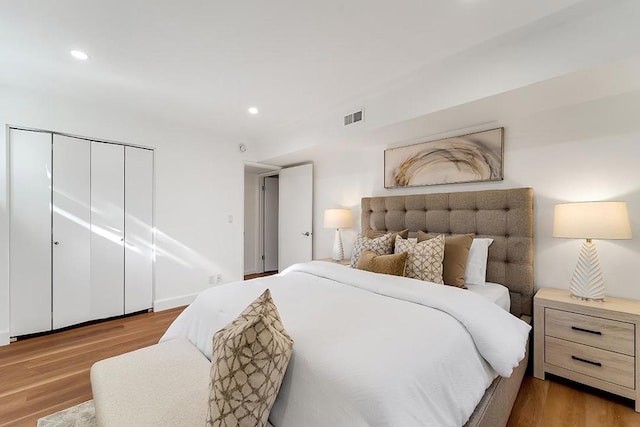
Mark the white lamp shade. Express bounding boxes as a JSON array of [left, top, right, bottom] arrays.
[[553, 201, 632, 240], [323, 208, 353, 229]]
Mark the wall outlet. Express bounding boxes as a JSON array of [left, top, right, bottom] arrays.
[[208, 275, 215, 285], [216, 273, 222, 283]]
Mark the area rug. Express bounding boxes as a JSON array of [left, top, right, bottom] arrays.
[[37, 400, 96, 427]]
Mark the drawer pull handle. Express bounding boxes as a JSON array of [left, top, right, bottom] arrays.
[[571, 326, 602, 335], [571, 355, 602, 367]]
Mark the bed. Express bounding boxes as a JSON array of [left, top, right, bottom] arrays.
[[161, 187, 534, 427]]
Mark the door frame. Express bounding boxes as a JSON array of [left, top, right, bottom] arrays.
[[242, 162, 280, 276], [259, 172, 280, 273]]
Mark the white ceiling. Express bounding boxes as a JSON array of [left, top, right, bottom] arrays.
[[0, 0, 582, 143]]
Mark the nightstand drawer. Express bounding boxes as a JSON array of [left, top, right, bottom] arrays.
[[545, 308, 635, 356], [545, 336, 635, 389]]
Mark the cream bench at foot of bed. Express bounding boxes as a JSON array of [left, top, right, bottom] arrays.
[[90, 338, 211, 427]]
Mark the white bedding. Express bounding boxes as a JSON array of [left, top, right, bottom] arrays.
[[466, 282, 511, 312], [161, 261, 530, 427]]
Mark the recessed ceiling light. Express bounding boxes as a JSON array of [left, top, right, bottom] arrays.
[[70, 50, 88, 60], [248, 107, 259, 115]]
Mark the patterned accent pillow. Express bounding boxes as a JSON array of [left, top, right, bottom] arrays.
[[206, 289, 293, 427], [350, 233, 394, 268], [394, 235, 445, 284], [365, 229, 409, 240], [365, 229, 409, 254], [417, 232, 474, 288]]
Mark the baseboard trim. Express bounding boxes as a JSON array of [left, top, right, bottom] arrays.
[[153, 293, 199, 312], [0, 330, 9, 347]]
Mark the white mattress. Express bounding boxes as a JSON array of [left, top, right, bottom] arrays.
[[466, 282, 511, 312]]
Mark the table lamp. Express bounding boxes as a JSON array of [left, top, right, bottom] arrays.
[[323, 209, 353, 261], [553, 201, 632, 301]]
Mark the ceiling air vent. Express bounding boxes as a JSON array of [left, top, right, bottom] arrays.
[[344, 108, 364, 126]]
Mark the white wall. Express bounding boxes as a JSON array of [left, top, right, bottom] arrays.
[[275, 90, 640, 301], [244, 171, 260, 274], [254, 0, 640, 161], [0, 85, 246, 345]]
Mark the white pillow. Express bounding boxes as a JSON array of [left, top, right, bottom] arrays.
[[464, 238, 494, 285]]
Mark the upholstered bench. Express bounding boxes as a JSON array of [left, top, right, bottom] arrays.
[[90, 338, 211, 426]]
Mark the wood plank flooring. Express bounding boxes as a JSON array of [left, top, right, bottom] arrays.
[[244, 271, 277, 280], [0, 307, 184, 427], [508, 374, 640, 426], [2, 306, 640, 426]]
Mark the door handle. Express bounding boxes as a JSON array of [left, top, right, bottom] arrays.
[[302, 232, 311, 236], [53, 241, 60, 246]]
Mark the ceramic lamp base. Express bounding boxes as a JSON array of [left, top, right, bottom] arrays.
[[569, 240, 605, 301], [332, 229, 344, 261]]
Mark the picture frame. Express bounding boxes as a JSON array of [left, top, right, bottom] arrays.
[[384, 127, 504, 188]]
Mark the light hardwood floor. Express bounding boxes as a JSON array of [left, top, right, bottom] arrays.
[[244, 271, 277, 280], [508, 373, 640, 427], [2, 308, 640, 426], [0, 307, 184, 427]]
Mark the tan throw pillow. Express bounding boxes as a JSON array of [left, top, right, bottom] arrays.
[[418, 232, 474, 288], [394, 235, 445, 284], [356, 249, 408, 277], [350, 233, 394, 268], [207, 289, 293, 427]]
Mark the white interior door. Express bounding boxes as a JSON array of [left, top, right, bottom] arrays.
[[124, 147, 154, 314], [278, 163, 313, 271], [52, 135, 91, 329], [9, 129, 52, 336], [91, 142, 125, 319], [263, 176, 279, 272]]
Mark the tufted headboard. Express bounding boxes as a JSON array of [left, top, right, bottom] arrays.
[[361, 188, 534, 317]]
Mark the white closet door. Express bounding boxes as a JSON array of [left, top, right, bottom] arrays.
[[125, 147, 154, 313], [52, 135, 91, 329], [91, 142, 125, 319], [9, 129, 52, 336]]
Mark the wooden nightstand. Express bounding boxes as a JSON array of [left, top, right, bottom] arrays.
[[315, 258, 351, 266], [534, 288, 640, 411]]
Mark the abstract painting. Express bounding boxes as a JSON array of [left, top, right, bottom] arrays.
[[384, 127, 504, 188]]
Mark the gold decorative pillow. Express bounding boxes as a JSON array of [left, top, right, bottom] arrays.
[[350, 233, 394, 268], [417, 232, 474, 288], [394, 235, 445, 284], [356, 249, 408, 277], [207, 289, 293, 427]]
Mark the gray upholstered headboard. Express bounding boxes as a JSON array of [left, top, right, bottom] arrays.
[[361, 188, 533, 317]]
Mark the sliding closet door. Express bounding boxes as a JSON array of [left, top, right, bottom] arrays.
[[91, 142, 125, 319], [124, 147, 154, 314], [9, 129, 52, 336], [52, 135, 91, 329]]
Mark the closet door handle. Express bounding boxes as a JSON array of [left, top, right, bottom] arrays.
[[53, 241, 60, 246]]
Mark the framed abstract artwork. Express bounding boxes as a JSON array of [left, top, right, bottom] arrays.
[[384, 127, 504, 188]]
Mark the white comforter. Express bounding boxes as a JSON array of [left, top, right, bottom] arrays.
[[161, 262, 531, 427]]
